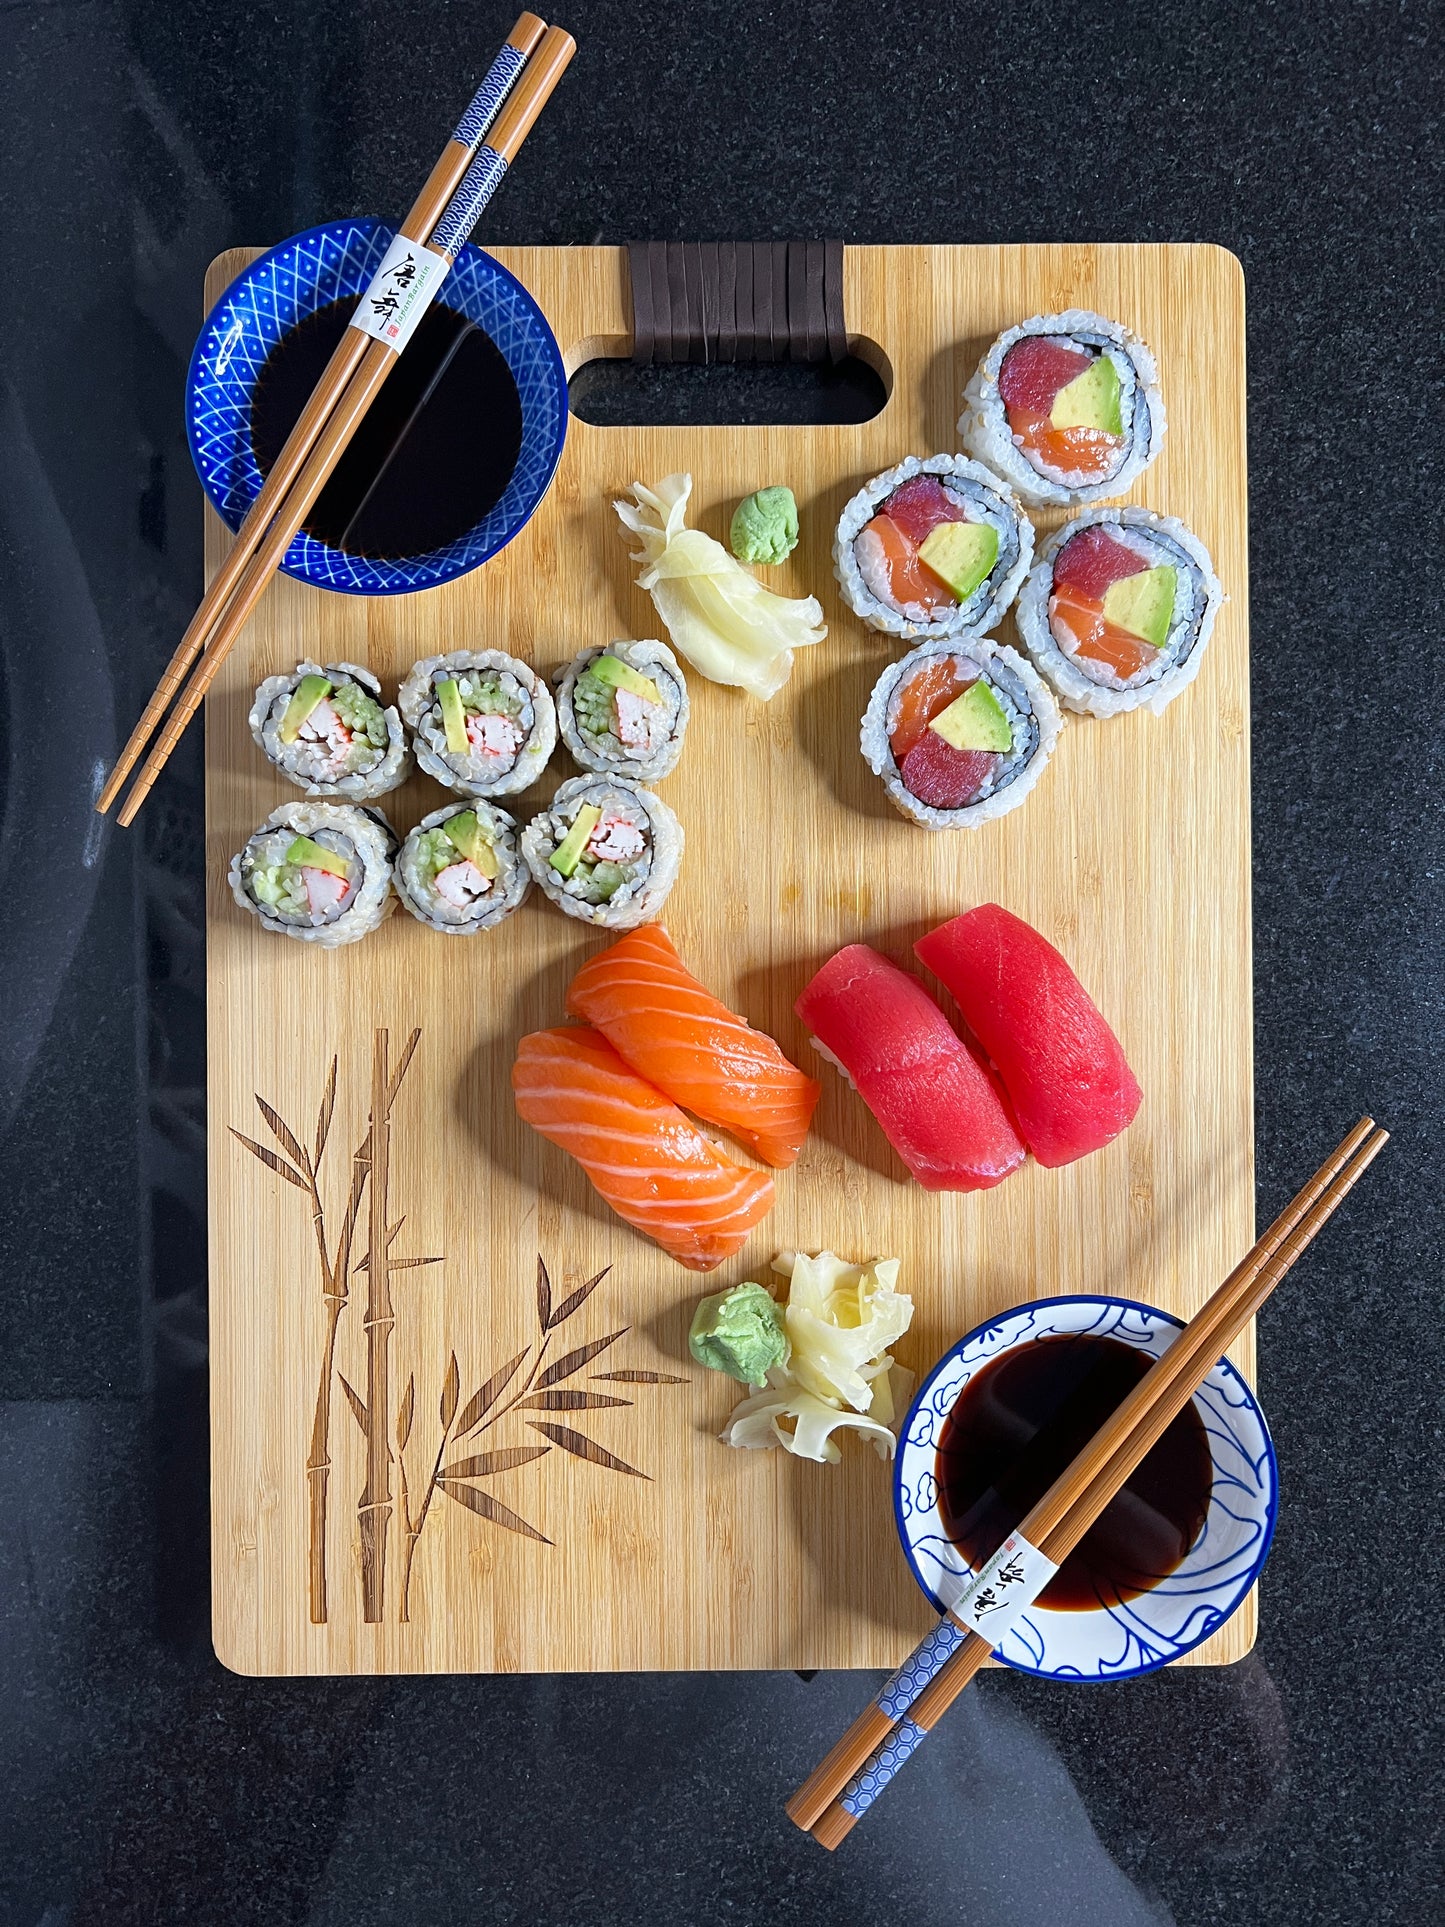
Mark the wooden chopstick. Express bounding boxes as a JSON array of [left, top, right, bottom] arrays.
[[96, 12, 551, 821], [788, 1120, 1387, 1847]]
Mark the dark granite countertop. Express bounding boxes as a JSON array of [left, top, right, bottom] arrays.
[[1, 1, 1440, 1921]]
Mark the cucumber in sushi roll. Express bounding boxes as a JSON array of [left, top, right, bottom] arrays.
[[394, 801, 529, 935], [860, 637, 1061, 831], [228, 801, 396, 946], [557, 639, 690, 782], [959, 311, 1165, 507], [834, 455, 1034, 641], [248, 659, 408, 799], [398, 649, 556, 798], [522, 776, 683, 929], [1015, 507, 1223, 717]]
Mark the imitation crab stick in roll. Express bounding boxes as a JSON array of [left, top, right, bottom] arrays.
[[794, 945, 1026, 1191], [914, 905, 1142, 1167], [512, 1026, 775, 1271], [566, 926, 820, 1167]]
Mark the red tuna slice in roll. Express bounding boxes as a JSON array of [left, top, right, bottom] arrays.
[[914, 905, 1141, 1167], [795, 944, 1026, 1191]]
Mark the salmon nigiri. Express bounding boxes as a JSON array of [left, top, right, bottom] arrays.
[[512, 1026, 775, 1271], [566, 926, 820, 1167]]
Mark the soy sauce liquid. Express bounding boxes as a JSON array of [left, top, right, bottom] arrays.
[[936, 1335, 1213, 1611], [249, 296, 523, 560]]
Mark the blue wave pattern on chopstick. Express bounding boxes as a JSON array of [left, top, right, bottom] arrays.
[[451, 44, 529, 147], [838, 1718, 928, 1819], [430, 148, 511, 258], [876, 1614, 966, 1720]]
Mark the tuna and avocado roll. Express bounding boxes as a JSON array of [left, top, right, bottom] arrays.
[[557, 639, 690, 782], [860, 637, 1062, 831], [394, 801, 529, 935], [521, 776, 683, 929], [249, 659, 408, 799], [1015, 507, 1223, 717], [398, 649, 556, 798], [228, 801, 396, 946], [960, 311, 1165, 507], [834, 455, 1034, 641]]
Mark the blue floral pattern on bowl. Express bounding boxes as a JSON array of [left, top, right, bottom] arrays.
[[894, 1295, 1278, 1681], [185, 218, 567, 597]]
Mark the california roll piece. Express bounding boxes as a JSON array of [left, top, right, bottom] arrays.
[[522, 776, 682, 929], [834, 455, 1034, 640], [398, 650, 556, 797], [228, 801, 396, 947], [248, 659, 408, 799], [959, 311, 1165, 507], [1016, 508, 1223, 717], [394, 801, 529, 935], [556, 639, 689, 782], [861, 637, 1061, 831]]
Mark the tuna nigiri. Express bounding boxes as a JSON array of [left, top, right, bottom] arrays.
[[795, 945, 1026, 1191], [566, 926, 820, 1167], [914, 905, 1141, 1167], [512, 1026, 775, 1271]]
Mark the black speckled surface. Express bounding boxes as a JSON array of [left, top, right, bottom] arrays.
[[2, 1, 1441, 1921]]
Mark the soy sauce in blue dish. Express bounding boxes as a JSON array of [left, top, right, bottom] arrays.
[[936, 1334, 1213, 1611], [249, 296, 524, 560]]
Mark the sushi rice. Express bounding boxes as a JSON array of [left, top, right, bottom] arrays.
[[228, 801, 396, 947], [398, 649, 556, 798], [1016, 507, 1223, 717], [861, 637, 1062, 831], [833, 454, 1035, 641], [556, 639, 690, 782], [959, 310, 1165, 507], [249, 658, 409, 799], [522, 775, 683, 929], [394, 800, 530, 935]]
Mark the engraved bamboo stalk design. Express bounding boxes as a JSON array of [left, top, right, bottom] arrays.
[[359, 1031, 393, 1623], [304, 1102, 369, 1623]]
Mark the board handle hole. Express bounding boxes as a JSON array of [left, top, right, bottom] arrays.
[[565, 336, 891, 428]]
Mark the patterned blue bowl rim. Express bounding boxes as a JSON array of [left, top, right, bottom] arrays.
[[891, 1292, 1279, 1682], [184, 217, 568, 597]]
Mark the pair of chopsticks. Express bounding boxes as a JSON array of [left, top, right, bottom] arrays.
[[98, 14, 575, 828], [789, 1116, 1388, 1850]]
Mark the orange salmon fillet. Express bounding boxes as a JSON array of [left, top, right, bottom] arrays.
[[512, 1026, 775, 1271], [566, 926, 821, 1167]]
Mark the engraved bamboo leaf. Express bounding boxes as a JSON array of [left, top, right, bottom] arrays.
[[313, 1057, 338, 1170], [591, 1370, 688, 1384], [230, 1128, 308, 1191], [256, 1096, 311, 1178], [528, 1421, 650, 1479], [384, 1028, 421, 1113], [536, 1329, 627, 1388], [339, 1374, 367, 1432], [456, 1349, 530, 1436], [547, 1265, 612, 1331], [440, 1446, 551, 1479], [440, 1481, 552, 1543], [396, 1375, 415, 1451], [517, 1390, 632, 1412], [355, 1252, 442, 1273], [440, 1352, 460, 1428], [535, 1255, 553, 1333]]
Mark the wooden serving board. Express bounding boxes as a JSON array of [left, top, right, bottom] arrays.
[[206, 243, 1253, 1676]]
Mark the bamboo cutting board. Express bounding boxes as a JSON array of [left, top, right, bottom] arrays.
[[206, 243, 1253, 1676]]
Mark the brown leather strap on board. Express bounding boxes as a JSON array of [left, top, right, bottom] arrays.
[[626, 242, 848, 365]]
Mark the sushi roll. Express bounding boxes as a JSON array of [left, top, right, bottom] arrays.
[[521, 775, 683, 930], [228, 801, 396, 947], [248, 659, 409, 799], [556, 639, 690, 782], [398, 649, 556, 798], [959, 311, 1165, 507], [860, 637, 1062, 831], [394, 801, 529, 936], [1015, 507, 1223, 717], [833, 455, 1034, 641]]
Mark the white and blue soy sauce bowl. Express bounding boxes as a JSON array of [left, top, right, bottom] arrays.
[[894, 1294, 1278, 1681], [185, 217, 567, 595]]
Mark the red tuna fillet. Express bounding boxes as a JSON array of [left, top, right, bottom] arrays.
[[997, 337, 1093, 412], [795, 944, 1026, 1191], [915, 905, 1141, 1167], [1051, 525, 1146, 600], [883, 475, 962, 547]]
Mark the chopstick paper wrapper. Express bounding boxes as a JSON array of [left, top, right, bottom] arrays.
[[843, 1534, 1057, 1818]]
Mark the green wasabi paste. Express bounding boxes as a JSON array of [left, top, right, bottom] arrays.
[[729, 486, 799, 566], [689, 1281, 789, 1386]]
